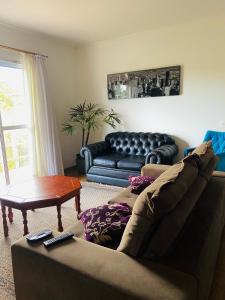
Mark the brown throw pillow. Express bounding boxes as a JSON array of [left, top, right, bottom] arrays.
[[117, 155, 199, 257], [144, 155, 218, 258], [192, 141, 214, 170]]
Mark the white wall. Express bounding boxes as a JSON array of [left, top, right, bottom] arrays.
[[1, 14, 224, 168], [74, 14, 225, 160], [0, 22, 78, 168]]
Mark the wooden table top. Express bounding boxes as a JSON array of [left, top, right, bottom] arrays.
[[0, 176, 81, 208]]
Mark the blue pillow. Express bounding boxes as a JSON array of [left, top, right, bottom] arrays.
[[215, 153, 225, 171]]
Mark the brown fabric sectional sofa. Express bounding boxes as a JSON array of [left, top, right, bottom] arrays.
[[11, 143, 225, 300]]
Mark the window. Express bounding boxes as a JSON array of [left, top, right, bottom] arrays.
[[0, 60, 33, 186]]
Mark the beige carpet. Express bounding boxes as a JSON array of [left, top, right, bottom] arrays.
[[0, 181, 123, 300], [0, 180, 225, 300]]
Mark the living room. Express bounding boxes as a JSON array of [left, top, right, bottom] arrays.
[[0, 1, 225, 299]]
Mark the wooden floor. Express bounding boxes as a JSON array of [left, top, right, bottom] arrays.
[[64, 166, 86, 181]]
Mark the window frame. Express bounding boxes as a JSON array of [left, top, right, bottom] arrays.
[[0, 60, 30, 185]]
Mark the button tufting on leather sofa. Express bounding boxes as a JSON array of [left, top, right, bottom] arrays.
[[80, 131, 178, 186]]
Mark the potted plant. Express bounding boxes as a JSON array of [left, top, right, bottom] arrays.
[[62, 101, 121, 174]]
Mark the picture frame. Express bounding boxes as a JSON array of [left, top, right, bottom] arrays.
[[107, 65, 181, 100]]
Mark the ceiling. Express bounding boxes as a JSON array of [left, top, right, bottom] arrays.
[[0, 0, 224, 45]]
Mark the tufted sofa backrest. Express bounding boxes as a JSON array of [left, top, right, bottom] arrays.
[[105, 132, 175, 156]]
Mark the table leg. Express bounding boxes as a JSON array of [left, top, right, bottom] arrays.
[[57, 205, 63, 232], [8, 207, 13, 223], [75, 192, 81, 215], [1, 204, 8, 237], [21, 210, 29, 236]]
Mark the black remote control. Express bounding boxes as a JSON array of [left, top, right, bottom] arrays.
[[26, 229, 53, 242], [43, 232, 74, 247]]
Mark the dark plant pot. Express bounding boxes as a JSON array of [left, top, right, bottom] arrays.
[[76, 154, 85, 175]]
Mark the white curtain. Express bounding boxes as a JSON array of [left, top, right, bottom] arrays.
[[23, 53, 64, 176]]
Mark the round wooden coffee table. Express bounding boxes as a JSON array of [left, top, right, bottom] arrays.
[[0, 175, 81, 237]]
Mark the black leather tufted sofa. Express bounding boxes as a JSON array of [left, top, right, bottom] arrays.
[[80, 132, 178, 187]]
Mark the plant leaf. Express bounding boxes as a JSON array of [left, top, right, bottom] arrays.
[[62, 122, 76, 135], [62, 102, 121, 145]]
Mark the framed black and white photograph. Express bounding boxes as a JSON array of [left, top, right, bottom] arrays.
[[107, 65, 181, 100]]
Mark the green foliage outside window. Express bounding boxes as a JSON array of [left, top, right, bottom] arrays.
[[0, 82, 14, 110], [0, 82, 29, 173]]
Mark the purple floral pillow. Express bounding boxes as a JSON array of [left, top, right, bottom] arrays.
[[78, 203, 131, 244], [128, 175, 156, 194]]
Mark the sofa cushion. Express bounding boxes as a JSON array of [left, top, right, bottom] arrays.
[[105, 131, 175, 155], [145, 155, 218, 257], [192, 141, 214, 170], [11, 229, 198, 300], [79, 203, 131, 245], [117, 155, 145, 171], [117, 155, 198, 257], [88, 166, 140, 180], [93, 153, 126, 168], [141, 164, 170, 177], [200, 154, 219, 180], [108, 186, 138, 208], [161, 176, 225, 300]]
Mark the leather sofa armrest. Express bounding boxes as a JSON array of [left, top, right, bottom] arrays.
[[141, 163, 170, 177], [145, 144, 178, 165], [80, 141, 109, 173], [11, 236, 196, 300]]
